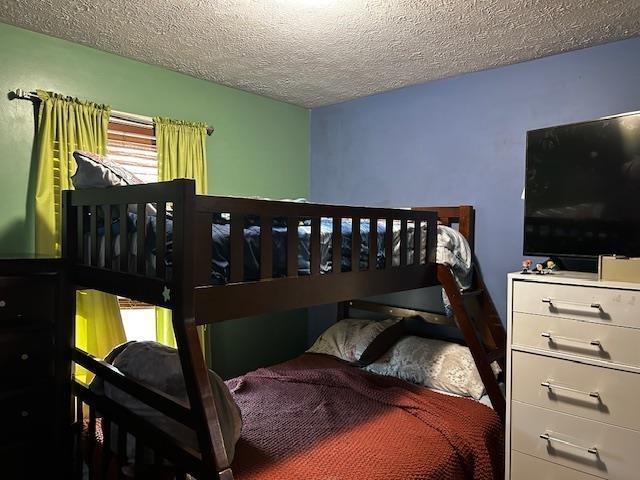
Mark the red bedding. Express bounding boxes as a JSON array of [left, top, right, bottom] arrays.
[[82, 354, 503, 479], [228, 354, 503, 480]]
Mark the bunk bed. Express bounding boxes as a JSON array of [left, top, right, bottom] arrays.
[[59, 179, 506, 479]]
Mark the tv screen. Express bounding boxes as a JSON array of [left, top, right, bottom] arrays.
[[524, 112, 640, 259]]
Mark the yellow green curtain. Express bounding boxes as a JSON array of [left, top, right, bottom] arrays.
[[154, 117, 208, 347], [34, 90, 126, 382]]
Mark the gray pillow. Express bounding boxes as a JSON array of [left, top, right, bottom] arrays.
[[72, 150, 142, 189], [72, 150, 157, 216], [90, 341, 242, 465]]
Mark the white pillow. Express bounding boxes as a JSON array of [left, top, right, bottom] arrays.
[[365, 336, 501, 399], [308, 318, 500, 400], [307, 318, 400, 363]]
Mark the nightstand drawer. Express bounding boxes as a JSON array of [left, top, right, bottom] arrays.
[[512, 312, 640, 368], [0, 276, 56, 327], [513, 281, 639, 328], [512, 351, 640, 430], [0, 329, 53, 387], [511, 451, 601, 480], [511, 401, 640, 479]]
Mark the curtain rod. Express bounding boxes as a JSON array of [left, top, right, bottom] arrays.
[[8, 88, 214, 136]]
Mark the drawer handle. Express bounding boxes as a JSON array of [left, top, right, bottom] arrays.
[[539, 432, 598, 455], [541, 297, 601, 310], [21, 410, 29, 418], [20, 353, 29, 361], [540, 332, 602, 348], [541, 381, 600, 399], [0, 300, 5, 307]]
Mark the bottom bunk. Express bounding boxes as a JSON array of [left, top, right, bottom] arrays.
[[77, 353, 503, 480]]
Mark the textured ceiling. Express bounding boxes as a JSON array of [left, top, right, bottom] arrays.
[[2, 0, 639, 107]]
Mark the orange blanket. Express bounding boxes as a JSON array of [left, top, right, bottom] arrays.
[[229, 354, 503, 480]]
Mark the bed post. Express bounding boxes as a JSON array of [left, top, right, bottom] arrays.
[[170, 179, 233, 480], [458, 206, 475, 252], [60, 190, 78, 477]]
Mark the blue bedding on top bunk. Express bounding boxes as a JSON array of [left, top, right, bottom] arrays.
[[96, 213, 401, 284]]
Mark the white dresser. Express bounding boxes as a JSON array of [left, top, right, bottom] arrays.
[[505, 271, 640, 480]]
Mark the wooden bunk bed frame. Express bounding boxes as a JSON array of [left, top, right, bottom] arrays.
[[59, 179, 505, 479]]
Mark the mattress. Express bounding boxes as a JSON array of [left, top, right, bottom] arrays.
[[82, 354, 503, 479]]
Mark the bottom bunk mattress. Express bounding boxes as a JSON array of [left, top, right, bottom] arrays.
[[82, 354, 503, 479]]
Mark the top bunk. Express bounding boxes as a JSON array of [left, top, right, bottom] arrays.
[[62, 179, 474, 324]]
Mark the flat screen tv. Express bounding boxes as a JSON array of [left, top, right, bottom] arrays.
[[524, 111, 640, 269]]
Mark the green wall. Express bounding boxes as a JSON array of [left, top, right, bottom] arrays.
[[0, 22, 309, 378]]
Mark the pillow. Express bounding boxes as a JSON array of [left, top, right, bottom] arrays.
[[90, 341, 242, 464], [72, 150, 157, 216], [365, 336, 501, 399], [72, 150, 143, 188], [307, 318, 400, 363]]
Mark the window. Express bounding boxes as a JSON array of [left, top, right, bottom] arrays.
[[106, 115, 158, 183], [108, 113, 159, 341]]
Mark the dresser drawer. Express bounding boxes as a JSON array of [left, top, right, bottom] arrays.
[[0, 276, 56, 327], [512, 351, 640, 430], [511, 400, 640, 479], [513, 281, 639, 328], [511, 451, 601, 480], [0, 390, 51, 446], [0, 329, 53, 387], [512, 312, 640, 368]]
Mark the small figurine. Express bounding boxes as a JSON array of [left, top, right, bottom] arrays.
[[521, 259, 533, 274], [536, 263, 544, 273]]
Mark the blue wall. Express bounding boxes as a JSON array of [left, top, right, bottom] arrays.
[[310, 37, 640, 326]]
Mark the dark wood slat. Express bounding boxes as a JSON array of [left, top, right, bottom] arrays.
[[368, 219, 377, 271], [72, 348, 193, 426], [400, 219, 408, 266], [76, 205, 84, 263], [135, 436, 145, 470], [194, 212, 212, 286], [101, 417, 112, 479], [72, 265, 170, 308], [74, 398, 84, 479], [119, 204, 128, 272], [90, 205, 98, 267], [287, 217, 298, 277], [230, 215, 244, 283], [310, 217, 321, 275], [195, 263, 436, 324], [105, 205, 113, 268], [347, 299, 456, 327], [414, 220, 422, 265], [426, 216, 437, 265], [156, 202, 167, 279], [88, 404, 97, 479], [136, 203, 146, 274], [71, 179, 190, 206], [332, 217, 341, 274], [117, 425, 127, 480], [260, 216, 273, 279], [351, 218, 360, 272], [385, 219, 393, 269]]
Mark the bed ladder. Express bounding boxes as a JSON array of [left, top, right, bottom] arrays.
[[438, 264, 507, 422]]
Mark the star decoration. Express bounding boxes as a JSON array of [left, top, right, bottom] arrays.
[[162, 286, 171, 303]]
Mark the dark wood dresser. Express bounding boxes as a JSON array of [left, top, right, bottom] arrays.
[[0, 257, 73, 477]]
